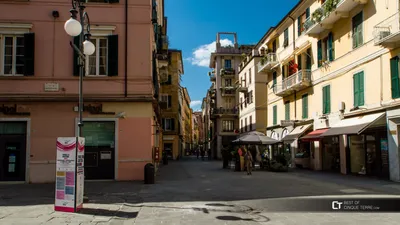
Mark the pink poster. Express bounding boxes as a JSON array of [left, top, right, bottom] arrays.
[[65, 172, 74, 186], [56, 191, 65, 200]]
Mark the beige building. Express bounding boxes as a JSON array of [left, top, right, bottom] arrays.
[[243, 0, 400, 182], [208, 32, 253, 159]]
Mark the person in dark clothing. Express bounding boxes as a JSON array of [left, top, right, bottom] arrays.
[[196, 149, 199, 159], [201, 149, 205, 161]]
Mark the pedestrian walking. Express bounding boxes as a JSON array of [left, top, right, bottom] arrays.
[[244, 150, 253, 175]]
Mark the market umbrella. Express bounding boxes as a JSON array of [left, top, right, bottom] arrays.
[[232, 131, 280, 145]]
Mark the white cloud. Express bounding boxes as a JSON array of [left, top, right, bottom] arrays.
[[187, 39, 233, 67], [190, 100, 202, 110]]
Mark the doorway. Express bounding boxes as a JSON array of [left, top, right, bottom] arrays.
[[82, 121, 115, 180], [0, 122, 27, 182], [164, 143, 173, 159]]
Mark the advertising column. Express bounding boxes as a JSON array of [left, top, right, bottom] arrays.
[[55, 137, 85, 213]]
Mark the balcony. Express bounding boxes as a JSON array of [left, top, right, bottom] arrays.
[[374, 12, 400, 48], [209, 74, 216, 81], [304, 0, 367, 36], [220, 86, 235, 96], [237, 85, 248, 93], [156, 53, 168, 68], [211, 107, 239, 117], [221, 68, 235, 77], [273, 70, 312, 97], [257, 53, 278, 73]]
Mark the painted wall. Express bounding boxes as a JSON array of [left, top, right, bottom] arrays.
[[0, 0, 154, 97]]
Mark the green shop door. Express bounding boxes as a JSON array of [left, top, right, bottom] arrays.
[[0, 122, 27, 182], [82, 121, 115, 180]]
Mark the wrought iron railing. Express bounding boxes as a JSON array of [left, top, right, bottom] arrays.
[[257, 53, 278, 72], [273, 69, 312, 94], [373, 12, 400, 44]]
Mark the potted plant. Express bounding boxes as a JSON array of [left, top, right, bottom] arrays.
[[312, 8, 323, 23], [260, 47, 265, 56], [323, 0, 339, 17], [260, 57, 266, 65]]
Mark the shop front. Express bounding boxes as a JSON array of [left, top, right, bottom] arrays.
[[321, 112, 389, 179], [266, 125, 293, 163], [281, 123, 313, 168], [0, 101, 157, 183], [300, 128, 330, 171]]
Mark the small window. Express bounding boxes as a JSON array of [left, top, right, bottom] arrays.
[[163, 118, 175, 131], [1, 35, 25, 75], [224, 59, 232, 69], [283, 28, 289, 47], [249, 68, 252, 84], [352, 11, 363, 49], [222, 120, 234, 132], [87, 37, 108, 76], [161, 94, 172, 108]]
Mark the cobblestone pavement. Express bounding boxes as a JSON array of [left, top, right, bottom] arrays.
[[1, 157, 400, 224]]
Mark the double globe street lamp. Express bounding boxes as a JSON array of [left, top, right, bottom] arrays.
[[64, 0, 95, 204], [64, 0, 95, 137]]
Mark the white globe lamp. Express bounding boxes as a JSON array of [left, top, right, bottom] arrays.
[[83, 40, 95, 56], [64, 18, 82, 37]]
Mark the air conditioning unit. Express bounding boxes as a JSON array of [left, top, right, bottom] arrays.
[[338, 101, 345, 111]]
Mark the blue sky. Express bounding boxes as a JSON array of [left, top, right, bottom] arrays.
[[165, 0, 299, 111]]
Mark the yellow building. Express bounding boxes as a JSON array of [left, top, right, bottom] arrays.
[[180, 87, 192, 154], [160, 49, 184, 160], [243, 0, 400, 181]]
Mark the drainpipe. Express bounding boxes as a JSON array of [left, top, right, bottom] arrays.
[[380, 55, 383, 106], [288, 16, 297, 120], [124, 0, 128, 97]]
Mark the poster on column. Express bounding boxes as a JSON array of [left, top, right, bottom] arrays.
[[54, 137, 85, 213]]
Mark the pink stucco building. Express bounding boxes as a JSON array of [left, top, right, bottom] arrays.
[[0, 0, 166, 183]]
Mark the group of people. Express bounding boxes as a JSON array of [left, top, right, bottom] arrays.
[[195, 148, 211, 160]]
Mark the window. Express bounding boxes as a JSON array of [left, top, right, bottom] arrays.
[[302, 94, 308, 119], [247, 91, 253, 104], [322, 85, 331, 114], [1, 34, 34, 76], [273, 105, 277, 125], [245, 118, 247, 132], [272, 39, 277, 53], [222, 120, 234, 132], [249, 68, 252, 84], [76, 35, 118, 77], [283, 28, 289, 47], [285, 101, 290, 120], [224, 78, 232, 87], [353, 71, 365, 107], [390, 56, 400, 99], [317, 33, 334, 67], [241, 119, 243, 133], [87, 37, 108, 76], [224, 59, 232, 69], [298, 8, 310, 36], [352, 11, 363, 49], [272, 71, 277, 87], [161, 94, 172, 108], [240, 97, 243, 110], [249, 116, 253, 131], [163, 118, 175, 131], [225, 97, 233, 108]]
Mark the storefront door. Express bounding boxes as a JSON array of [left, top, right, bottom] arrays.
[[82, 121, 115, 180], [0, 122, 27, 182]]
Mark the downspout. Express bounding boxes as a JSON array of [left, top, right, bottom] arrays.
[[380, 55, 383, 106], [288, 16, 297, 120], [124, 0, 128, 97]]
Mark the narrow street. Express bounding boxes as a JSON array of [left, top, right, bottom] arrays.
[[1, 158, 400, 225]]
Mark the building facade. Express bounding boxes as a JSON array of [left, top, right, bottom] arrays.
[[193, 111, 204, 150], [202, 96, 211, 152], [244, 0, 400, 181], [208, 32, 253, 159], [160, 50, 184, 160], [180, 87, 192, 155], [0, 0, 167, 183]]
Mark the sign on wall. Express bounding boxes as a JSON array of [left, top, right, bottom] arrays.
[[55, 137, 85, 213]]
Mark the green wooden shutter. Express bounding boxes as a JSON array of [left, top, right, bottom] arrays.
[[328, 32, 334, 61], [317, 40, 322, 67], [359, 71, 365, 106], [390, 56, 400, 99], [298, 16, 301, 36], [297, 54, 302, 71], [306, 48, 312, 69], [306, 8, 310, 18], [302, 94, 308, 119], [326, 85, 331, 114], [273, 105, 277, 125], [73, 36, 80, 76], [107, 35, 118, 76], [322, 86, 327, 114], [353, 73, 360, 107], [352, 12, 363, 49], [273, 71, 277, 86], [23, 33, 35, 76], [285, 101, 290, 120]]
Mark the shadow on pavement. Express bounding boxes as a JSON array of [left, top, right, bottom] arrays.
[[216, 215, 270, 223], [79, 208, 138, 219]]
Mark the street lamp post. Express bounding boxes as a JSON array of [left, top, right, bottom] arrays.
[[64, 0, 95, 204]]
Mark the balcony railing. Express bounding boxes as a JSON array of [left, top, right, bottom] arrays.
[[221, 68, 235, 76], [211, 107, 239, 116], [273, 69, 312, 97], [209, 74, 216, 81], [257, 53, 278, 73], [373, 12, 400, 47], [304, 0, 367, 36]]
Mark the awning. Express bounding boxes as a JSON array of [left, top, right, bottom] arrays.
[[320, 112, 386, 137], [281, 53, 295, 65], [300, 128, 329, 142], [281, 124, 312, 142], [294, 41, 311, 55]]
